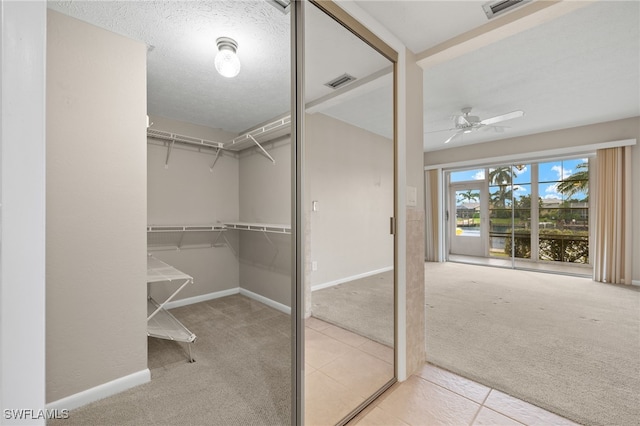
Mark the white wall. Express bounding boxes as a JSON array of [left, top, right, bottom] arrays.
[[424, 116, 640, 282], [238, 138, 292, 307], [1, 2, 47, 423], [46, 11, 148, 403], [147, 115, 240, 301], [305, 113, 394, 289]]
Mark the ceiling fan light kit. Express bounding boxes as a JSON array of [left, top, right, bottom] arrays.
[[442, 107, 524, 144]]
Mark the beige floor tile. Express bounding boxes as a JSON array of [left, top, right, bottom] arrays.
[[353, 406, 409, 426], [305, 328, 353, 369], [319, 324, 370, 347], [320, 347, 394, 400], [305, 363, 316, 377], [306, 316, 331, 331], [359, 339, 394, 364], [305, 370, 364, 426], [416, 363, 490, 404], [472, 407, 524, 426], [377, 375, 481, 426], [484, 390, 580, 426]]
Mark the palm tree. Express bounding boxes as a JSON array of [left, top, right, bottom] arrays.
[[458, 189, 479, 204], [489, 166, 512, 208], [556, 162, 588, 199], [489, 166, 512, 186]]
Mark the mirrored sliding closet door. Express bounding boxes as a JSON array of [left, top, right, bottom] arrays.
[[302, 2, 397, 425]]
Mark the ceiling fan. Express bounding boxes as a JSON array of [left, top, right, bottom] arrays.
[[431, 107, 525, 144]]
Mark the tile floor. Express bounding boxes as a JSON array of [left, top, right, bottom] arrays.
[[305, 317, 394, 426], [348, 363, 581, 426], [304, 317, 580, 426]]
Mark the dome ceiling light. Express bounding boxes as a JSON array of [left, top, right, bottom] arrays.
[[215, 37, 240, 78]]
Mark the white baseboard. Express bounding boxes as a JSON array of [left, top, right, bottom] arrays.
[[164, 287, 240, 310], [47, 369, 150, 412], [163, 287, 290, 315], [632, 280, 640, 287], [240, 288, 291, 315], [311, 266, 394, 292]]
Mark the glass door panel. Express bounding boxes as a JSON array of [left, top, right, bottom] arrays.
[[450, 184, 485, 257]]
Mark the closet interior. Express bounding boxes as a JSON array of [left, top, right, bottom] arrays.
[[146, 112, 293, 322]]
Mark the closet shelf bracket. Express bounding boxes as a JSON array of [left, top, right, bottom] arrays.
[[248, 134, 276, 164], [223, 222, 290, 263], [147, 225, 228, 251], [165, 139, 175, 169], [209, 148, 222, 171]]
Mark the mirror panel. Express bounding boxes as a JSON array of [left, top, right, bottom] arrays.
[[304, 3, 395, 425]]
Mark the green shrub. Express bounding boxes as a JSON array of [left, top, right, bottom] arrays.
[[502, 229, 588, 263]]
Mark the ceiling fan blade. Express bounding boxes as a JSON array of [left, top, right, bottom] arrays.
[[481, 125, 509, 133], [444, 130, 464, 144], [424, 127, 457, 134], [480, 110, 524, 126]]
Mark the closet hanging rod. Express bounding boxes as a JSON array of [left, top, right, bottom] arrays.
[[147, 225, 227, 232], [224, 222, 291, 234], [224, 115, 291, 151], [147, 129, 225, 150]]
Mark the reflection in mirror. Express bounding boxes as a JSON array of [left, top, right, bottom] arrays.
[[304, 3, 395, 425]]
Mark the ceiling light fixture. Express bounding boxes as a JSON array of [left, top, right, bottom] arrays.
[[215, 37, 240, 78]]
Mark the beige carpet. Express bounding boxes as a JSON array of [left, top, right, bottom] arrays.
[[426, 262, 640, 426], [50, 295, 291, 426], [311, 271, 394, 347]]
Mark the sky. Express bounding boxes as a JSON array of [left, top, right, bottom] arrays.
[[451, 158, 589, 202]]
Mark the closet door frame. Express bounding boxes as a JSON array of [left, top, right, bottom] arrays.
[[291, 1, 399, 424]]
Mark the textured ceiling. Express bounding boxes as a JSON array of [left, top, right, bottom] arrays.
[[47, 0, 392, 138], [48, 0, 291, 133], [357, 0, 640, 152], [47, 1, 639, 152]]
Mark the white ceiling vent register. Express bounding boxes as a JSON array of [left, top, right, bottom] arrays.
[[482, 0, 531, 19], [266, 0, 290, 14], [324, 73, 358, 90]]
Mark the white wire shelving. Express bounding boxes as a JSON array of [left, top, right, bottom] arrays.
[[147, 225, 227, 251], [223, 222, 291, 234], [147, 115, 291, 168], [146, 255, 197, 362]]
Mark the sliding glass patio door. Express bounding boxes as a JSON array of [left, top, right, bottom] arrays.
[[447, 158, 592, 275]]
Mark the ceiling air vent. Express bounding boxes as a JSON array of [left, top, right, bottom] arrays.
[[482, 0, 531, 19], [266, 0, 290, 14], [324, 73, 357, 90]]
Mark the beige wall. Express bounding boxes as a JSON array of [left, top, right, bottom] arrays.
[[238, 139, 292, 307], [46, 11, 147, 402], [305, 113, 394, 289], [424, 116, 640, 282], [147, 115, 240, 301], [404, 49, 426, 375]]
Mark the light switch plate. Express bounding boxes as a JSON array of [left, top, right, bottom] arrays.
[[407, 186, 417, 207]]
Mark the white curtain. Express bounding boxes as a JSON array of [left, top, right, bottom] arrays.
[[593, 146, 632, 284], [425, 169, 440, 261]]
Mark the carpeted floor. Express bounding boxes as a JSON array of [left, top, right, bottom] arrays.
[[426, 262, 640, 426], [311, 271, 394, 347], [50, 295, 291, 426]]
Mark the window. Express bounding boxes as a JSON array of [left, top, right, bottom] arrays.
[[448, 156, 590, 269], [538, 159, 589, 264]]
